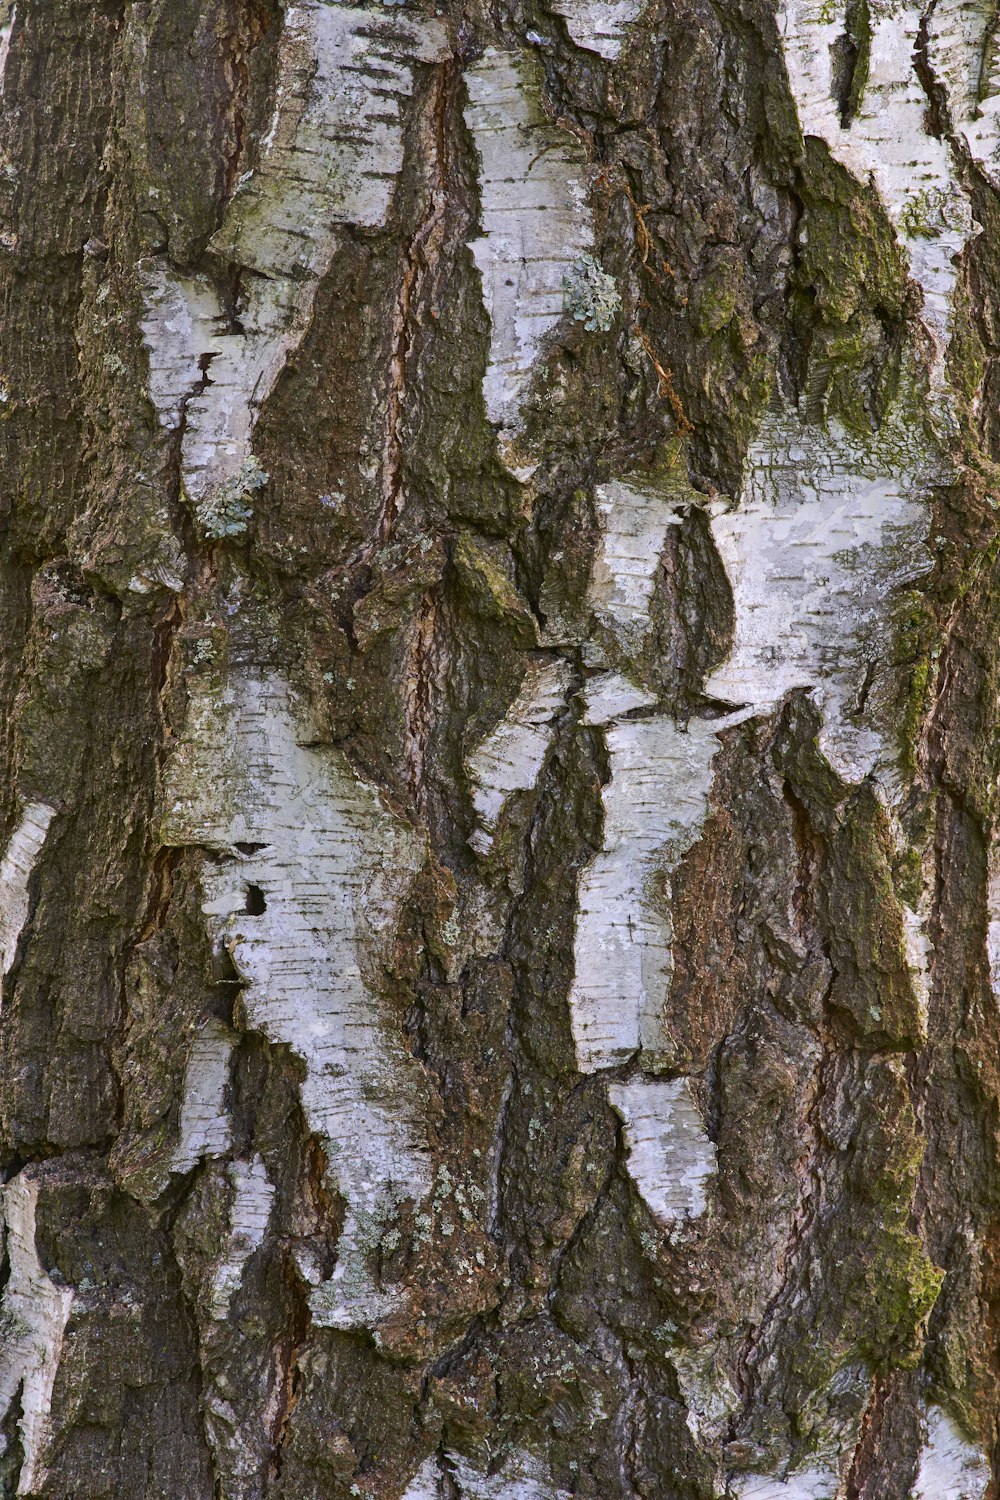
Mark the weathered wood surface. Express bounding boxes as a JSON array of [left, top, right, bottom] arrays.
[[0, 0, 997, 1495]]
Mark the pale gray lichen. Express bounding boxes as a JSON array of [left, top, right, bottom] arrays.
[[191, 638, 219, 667], [194, 456, 269, 540], [562, 253, 622, 332]]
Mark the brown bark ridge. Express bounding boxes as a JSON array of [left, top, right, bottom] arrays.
[[0, 0, 997, 1495]]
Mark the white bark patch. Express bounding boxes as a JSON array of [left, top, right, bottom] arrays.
[[608, 1078, 716, 1224], [209, 1155, 276, 1319], [463, 49, 594, 440], [546, 0, 643, 60], [587, 479, 683, 655], [403, 1450, 570, 1498], [214, 5, 447, 274], [171, 1021, 236, 1175], [778, 0, 973, 377], [703, 411, 932, 788], [0, 3, 15, 90], [449, 1452, 571, 1499], [402, 1457, 443, 1498], [913, 1406, 991, 1500], [139, 267, 227, 437], [570, 699, 733, 1072], [163, 669, 431, 1331], [141, 1, 447, 504], [570, 481, 738, 1070], [730, 1470, 839, 1499], [987, 838, 1000, 1000], [580, 670, 657, 724], [0, 1175, 75, 1496], [903, 902, 932, 1030], [466, 658, 571, 854], [928, 0, 1000, 188], [0, 802, 54, 982]]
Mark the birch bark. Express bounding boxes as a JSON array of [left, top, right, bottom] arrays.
[[0, 0, 996, 1496]]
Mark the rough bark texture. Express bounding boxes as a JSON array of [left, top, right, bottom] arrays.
[[0, 0, 998, 1495]]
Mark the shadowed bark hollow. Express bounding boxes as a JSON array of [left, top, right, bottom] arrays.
[[0, 0, 997, 1496]]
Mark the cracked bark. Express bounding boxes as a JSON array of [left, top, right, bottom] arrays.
[[0, 0, 1000, 1497]]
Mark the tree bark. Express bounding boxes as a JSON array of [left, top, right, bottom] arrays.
[[0, 0, 996, 1495]]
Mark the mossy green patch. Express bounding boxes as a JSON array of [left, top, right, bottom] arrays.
[[855, 1228, 943, 1369], [795, 140, 909, 327], [691, 255, 741, 338]]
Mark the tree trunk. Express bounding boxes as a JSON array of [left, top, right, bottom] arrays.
[[0, 0, 996, 1495]]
